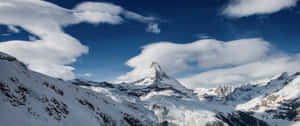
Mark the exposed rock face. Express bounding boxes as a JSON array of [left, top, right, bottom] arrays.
[[0, 52, 17, 61], [216, 112, 269, 126], [215, 86, 234, 98], [149, 62, 170, 81], [265, 98, 300, 121]]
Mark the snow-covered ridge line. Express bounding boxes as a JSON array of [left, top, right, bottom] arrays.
[[70, 61, 300, 125], [1, 51, 300, 126]]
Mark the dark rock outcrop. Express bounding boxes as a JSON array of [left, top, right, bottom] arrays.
[[216, 111, 269, 126]]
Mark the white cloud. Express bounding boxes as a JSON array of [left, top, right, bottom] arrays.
[[7, 25, 19, 33], [118, 38, 270, 82], [119, 38, 300, 88], [0, 0, 159, 80], [146, 23, 161, 34], [119, 37, 300, 88], [123, 11, 156, 23], [78, 73, 93, 77], [74, 2, 124, 24], [223, 0, 298, 18], [180, 54, 300, 88]]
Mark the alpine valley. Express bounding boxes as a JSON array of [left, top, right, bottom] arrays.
[[0, 51, 299, 126]]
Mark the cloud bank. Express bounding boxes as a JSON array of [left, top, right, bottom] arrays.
[[118, 38, 300, 88], [118, 38, 270, 82], [223, 0, 298, 18], [180, 54, 300, 88], [0, 0, 159, 79]]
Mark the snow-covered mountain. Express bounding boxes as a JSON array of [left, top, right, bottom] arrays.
[[1, 51, 300, 126], [0, 52, 157, 126]]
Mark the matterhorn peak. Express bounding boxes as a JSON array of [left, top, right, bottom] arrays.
[[150, 62, 163, 72], [149, 62, 170, 81], [131, 62, 192, 95]]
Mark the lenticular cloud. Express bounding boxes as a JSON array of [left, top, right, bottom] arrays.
[[118, 38, 270, 82]]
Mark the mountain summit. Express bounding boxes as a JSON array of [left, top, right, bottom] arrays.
[[134, 62, 170, 84], [130, 62, 193, 96], [149, 62, 169, 81]]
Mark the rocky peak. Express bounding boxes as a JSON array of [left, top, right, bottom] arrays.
[[276, 72, 289, 80], [132, 62, 171, 85], [149, 62, 169, 82], [130, 62, 193, 97]]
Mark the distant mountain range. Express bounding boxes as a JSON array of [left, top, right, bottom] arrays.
[[0, 52, 299, 126]]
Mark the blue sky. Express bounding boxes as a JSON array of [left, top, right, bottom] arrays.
[[1, 0, 300, 88], [61, 0, 300, 80]]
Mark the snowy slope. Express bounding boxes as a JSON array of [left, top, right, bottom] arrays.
[[72, 61, 270, 126], [194, 72, 300, 126], [72, 62, 225, 126], [1, 51, 300, 126], [0, 52, 157, 126]]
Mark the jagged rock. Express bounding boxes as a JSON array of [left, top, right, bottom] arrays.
[[216, 112, 269, 126], [0, 52, 17, 61]]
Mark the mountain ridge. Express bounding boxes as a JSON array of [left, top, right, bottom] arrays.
[[1, 52, 300, 126]]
